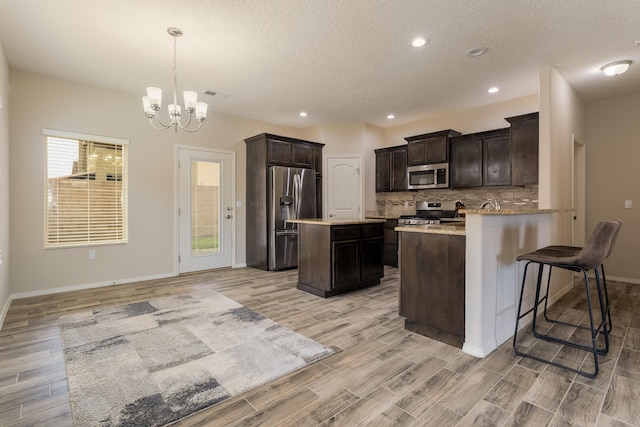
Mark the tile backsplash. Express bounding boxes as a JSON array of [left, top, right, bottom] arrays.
[[370, 185, 538, 217]]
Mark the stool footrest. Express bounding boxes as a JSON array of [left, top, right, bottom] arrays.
[[513, 345, 598, 379]]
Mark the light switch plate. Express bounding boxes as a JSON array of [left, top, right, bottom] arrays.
[[625, 200, 632, 209]]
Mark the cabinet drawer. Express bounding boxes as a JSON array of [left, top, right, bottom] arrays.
[[361, 223, 383, 238], [331, 226, 361, 241]]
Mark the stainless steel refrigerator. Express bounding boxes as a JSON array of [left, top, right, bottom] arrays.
[[269, 166, 317, 270]]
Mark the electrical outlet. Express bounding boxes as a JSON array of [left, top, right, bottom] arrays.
[[625, 200, 633, 209], [89, 250, 96, 260]]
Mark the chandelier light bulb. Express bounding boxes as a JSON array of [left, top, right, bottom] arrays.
[[195, 102, 208, 121], [183, 91, 197, 111]]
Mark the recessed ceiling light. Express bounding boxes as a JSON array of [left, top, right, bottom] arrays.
[[488, 87, 500, 93], [601, 60, 632, 76], [387, 114, 395, 120], [299, 111, 308, 117], [411, 37, 428, 47], [467, 47, 488, 57]]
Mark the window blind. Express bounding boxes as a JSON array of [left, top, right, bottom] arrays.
[[44, 131, 128, 248]]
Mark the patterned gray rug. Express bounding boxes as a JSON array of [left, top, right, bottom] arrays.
[[59, 289, 334, 426]]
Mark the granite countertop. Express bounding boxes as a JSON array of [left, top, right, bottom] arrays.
[[287, 218, 387, 226], [365, 214, 401, 219], [395, 223, 466, 236], [460, 208, 570, 215]]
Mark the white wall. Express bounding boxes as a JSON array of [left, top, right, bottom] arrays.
[[8, 70, 302, 295], [585, 92, 640, 282], [538, 66, 586, 292], [0, 41, 10, 322]]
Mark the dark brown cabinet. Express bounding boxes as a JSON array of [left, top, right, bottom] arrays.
[[450, 128, 510, 188], [383, 219, 399, 267], [506, 112, 539, 186], [399, 231, 466, 348], [297, 222, 384, 298], [375, 145, 407, 192], [245, 133, 324, 270], [404, 129, 461, 166], [483, 131, 511, 186], [450, 135, 483, 188]]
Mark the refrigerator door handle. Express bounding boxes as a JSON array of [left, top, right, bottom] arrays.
[[293, 173, 301, 221]]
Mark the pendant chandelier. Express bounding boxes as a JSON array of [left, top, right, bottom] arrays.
[[142, 27, 207, 133]]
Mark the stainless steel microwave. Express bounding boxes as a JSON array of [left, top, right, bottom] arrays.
[[407, 163, 449, 189]]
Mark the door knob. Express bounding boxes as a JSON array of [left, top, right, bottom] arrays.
[[226, 214, 233, 219]]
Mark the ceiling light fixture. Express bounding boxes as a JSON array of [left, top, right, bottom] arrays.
[[387, 114, 395, 120], [411, 37, 428, 47], [601, 60, 632, 76], [299, 111, 308, 117], [142, 27, 207, 133], [488, 87, 500, 93]]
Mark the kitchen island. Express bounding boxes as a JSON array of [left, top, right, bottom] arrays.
[[287, 218, 386, 297]]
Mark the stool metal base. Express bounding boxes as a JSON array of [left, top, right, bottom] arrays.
[[513, 261, 610, 379]]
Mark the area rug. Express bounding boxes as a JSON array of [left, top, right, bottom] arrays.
[[59, 289, 334, 427]]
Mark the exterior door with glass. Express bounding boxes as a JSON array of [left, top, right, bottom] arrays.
[[178, 147, 234, 273]]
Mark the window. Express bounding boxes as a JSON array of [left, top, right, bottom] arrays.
[[44, 129, 128, 248]]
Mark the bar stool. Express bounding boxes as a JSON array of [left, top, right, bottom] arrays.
[[512, 220, 621, 378], [540, 219, 622, 334]]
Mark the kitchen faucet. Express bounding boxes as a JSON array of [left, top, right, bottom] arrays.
[[480, 198, 501, 210]]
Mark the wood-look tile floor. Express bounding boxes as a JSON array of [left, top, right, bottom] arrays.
[[1, 266, 640, 426]]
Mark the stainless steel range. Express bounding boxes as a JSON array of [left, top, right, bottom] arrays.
[[398, 200, 457, 225]]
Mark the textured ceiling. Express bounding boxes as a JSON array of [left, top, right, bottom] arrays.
[[0, 0, 639, 128]]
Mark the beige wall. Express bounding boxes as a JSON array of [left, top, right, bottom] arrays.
[[364, 124, 385, 211], [538, 66, 586, 292], [0, 41, 10, 319], [7, 64, 637, 302], [383, 95, 540, 147], [585, 92, 640, 282], [8, 70, 302, 295]]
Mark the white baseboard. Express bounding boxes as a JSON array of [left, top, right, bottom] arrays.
[[9, 272, 177, 301], [0, 294, 13, 331], [602, 274, 640, 285]]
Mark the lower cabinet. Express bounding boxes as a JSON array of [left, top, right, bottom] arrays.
[[398, 231, 465, 348], [383, 219, 399, 267], [297, 222, 384, 298]]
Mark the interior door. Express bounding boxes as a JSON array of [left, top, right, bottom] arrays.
[[326, 156, 361, 219], [178, 147, 234, 273]]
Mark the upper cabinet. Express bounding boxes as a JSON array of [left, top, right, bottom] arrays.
[[260, 134, 324, 173], [483, 130, 511, 186], [450, 128, 510, 188], [375, 145, 407, 192], [404, 130, 461, 166], [450, 134, 483, 188], [506, 112, 539, 186], [373, 112, 538, 192]]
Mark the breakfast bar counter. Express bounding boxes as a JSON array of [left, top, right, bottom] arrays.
[[394, 207, 571, 355], [462, 208, 571, 357]]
